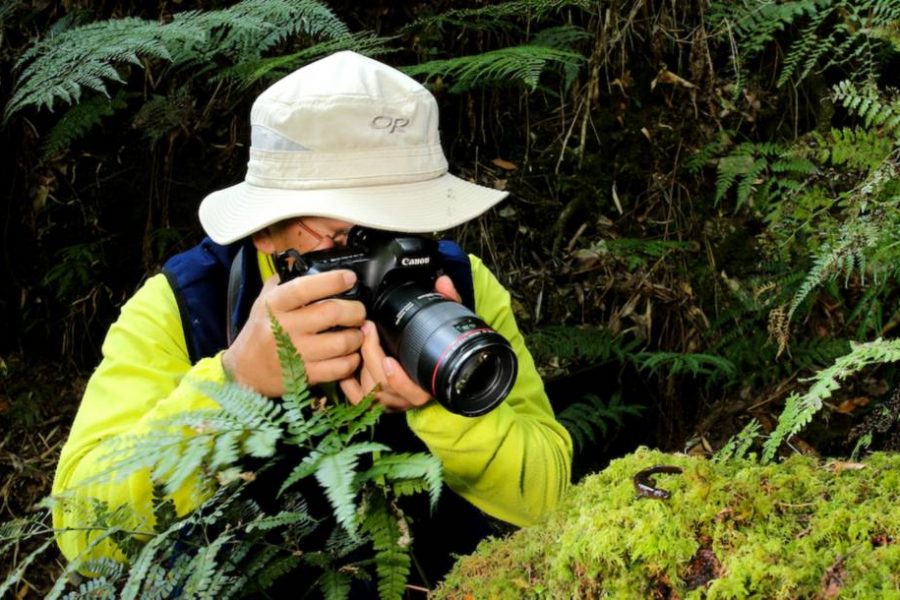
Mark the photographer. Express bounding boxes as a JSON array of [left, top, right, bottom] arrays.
[[52, 51, 572, 584]]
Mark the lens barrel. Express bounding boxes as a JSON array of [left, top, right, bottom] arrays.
[[374, 284, 518, 416]]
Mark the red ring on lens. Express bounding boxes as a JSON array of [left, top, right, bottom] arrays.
[[430, 328, 492, 396]]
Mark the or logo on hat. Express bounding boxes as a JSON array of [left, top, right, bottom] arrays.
[[371, 115, 409, 133]]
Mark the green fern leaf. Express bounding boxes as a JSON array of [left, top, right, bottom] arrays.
[[245, 509, 317, 535], [41, 91, 128, 159], [763, 338, 900, 463], [402, 42, 585, 93], [0, 537, 57, 598], [360, 495, 411, 600], [557, 393, 644, 452], [269, 308, 309, 408], [358, 453, 443, 509], [317, 569, 353, 600], [315, 443, 390, 536], [254, 555, 302, 592]]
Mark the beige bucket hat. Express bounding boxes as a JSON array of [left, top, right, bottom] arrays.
[[199, 51, 508, 245]]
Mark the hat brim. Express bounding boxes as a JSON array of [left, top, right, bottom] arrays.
[[199, 173, 509, 245]]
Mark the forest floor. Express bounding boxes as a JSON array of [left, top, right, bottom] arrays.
[[1, 357, 83, 596]]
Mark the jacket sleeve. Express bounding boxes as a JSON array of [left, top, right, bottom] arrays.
[[51, 273, 224, 564], [405, 255, 573, 527]]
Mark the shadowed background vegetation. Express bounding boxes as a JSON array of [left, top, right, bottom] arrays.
[[1, 0, 899, 596]]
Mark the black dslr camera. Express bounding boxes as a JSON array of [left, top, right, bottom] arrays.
[[275, 227, 518, 416]]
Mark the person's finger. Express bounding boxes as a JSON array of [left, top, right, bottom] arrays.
[[373, 390, 410, 412], [359, 321, 388, 384], [305, 353, 361, 385], [360, 363, 377, 395], [267, 270, 357, 311], [295, 328, 363, 361], [339, 376, 365, 405], [382, 357, 431, 407], [435, 275, 462, 303], [277, 298, 366, 336]]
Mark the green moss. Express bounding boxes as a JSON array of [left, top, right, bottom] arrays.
[[436, 448, 900, 599]]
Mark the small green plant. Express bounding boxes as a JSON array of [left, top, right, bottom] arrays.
[[1, 313, 442, 598], [710, 0, 900, 87]]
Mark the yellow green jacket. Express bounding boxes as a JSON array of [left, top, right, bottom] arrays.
[[52, 251, 572, 563]]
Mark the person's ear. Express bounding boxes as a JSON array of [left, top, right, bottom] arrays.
[[251, 228, 276, 254]]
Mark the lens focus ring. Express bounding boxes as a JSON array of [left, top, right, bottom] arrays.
[[396, 301, 473, 381]]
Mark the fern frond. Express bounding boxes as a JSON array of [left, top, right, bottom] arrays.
[[245, 509, 318, 535], [0, 537, 57, 598], [402, 41, 585, 93], [341, 395, 385, 441], [180, 534, 233, 598], [45, 529, 123, 600], [557, 393, 644, 452], [130, 87, 194, 143], [777, 6, 837, 87], [253, 555, 303, 592], [528, 325, 637, 366], [762, 338, 900, 463], [214, 32, 393, 91], [59, 576, 117, 600], [358, 453, 443, 510], [269, 308, 310, 412], [631, 351, 736, 380], [119, 515, 189, 600], [75, 558, 126, 580], [317, 569, 353, 600], [685, 133, 731, 173], [713, 419, 763, 462], [715, 154, 754, 204], [715, 0, 899, 87], [211, 0, 348, 60], [325, 525, 367, 558], [5, 0, 352, 121], [785, 215, 883, 327], [360, 494, 412, 600], [833, 80, 900, 139], [404, 0, 592, 34], [41, 91, 128, 159], [6, 17, 184, 119], [314, 443, 390, 536]]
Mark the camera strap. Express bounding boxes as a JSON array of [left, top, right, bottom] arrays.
[[226, 247, 244, 346]]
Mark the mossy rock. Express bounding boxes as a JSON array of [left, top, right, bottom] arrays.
[[436, 448, 900, 599]]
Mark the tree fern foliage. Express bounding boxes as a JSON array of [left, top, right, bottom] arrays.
[[4, 0, 362, 120], [402, 27, 588, 93], [710, 0, 900, 86], [1, 314, 442, 599], [405, 0, 592, 33]]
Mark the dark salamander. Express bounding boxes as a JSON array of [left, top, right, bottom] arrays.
[[632, 465, 683, 500]]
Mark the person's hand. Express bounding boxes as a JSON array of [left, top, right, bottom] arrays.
[[339, 275, 461, 411], [222, 270, 366, 397]]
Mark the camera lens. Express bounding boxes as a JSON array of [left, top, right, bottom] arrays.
[[374, 285, 518, 416]]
